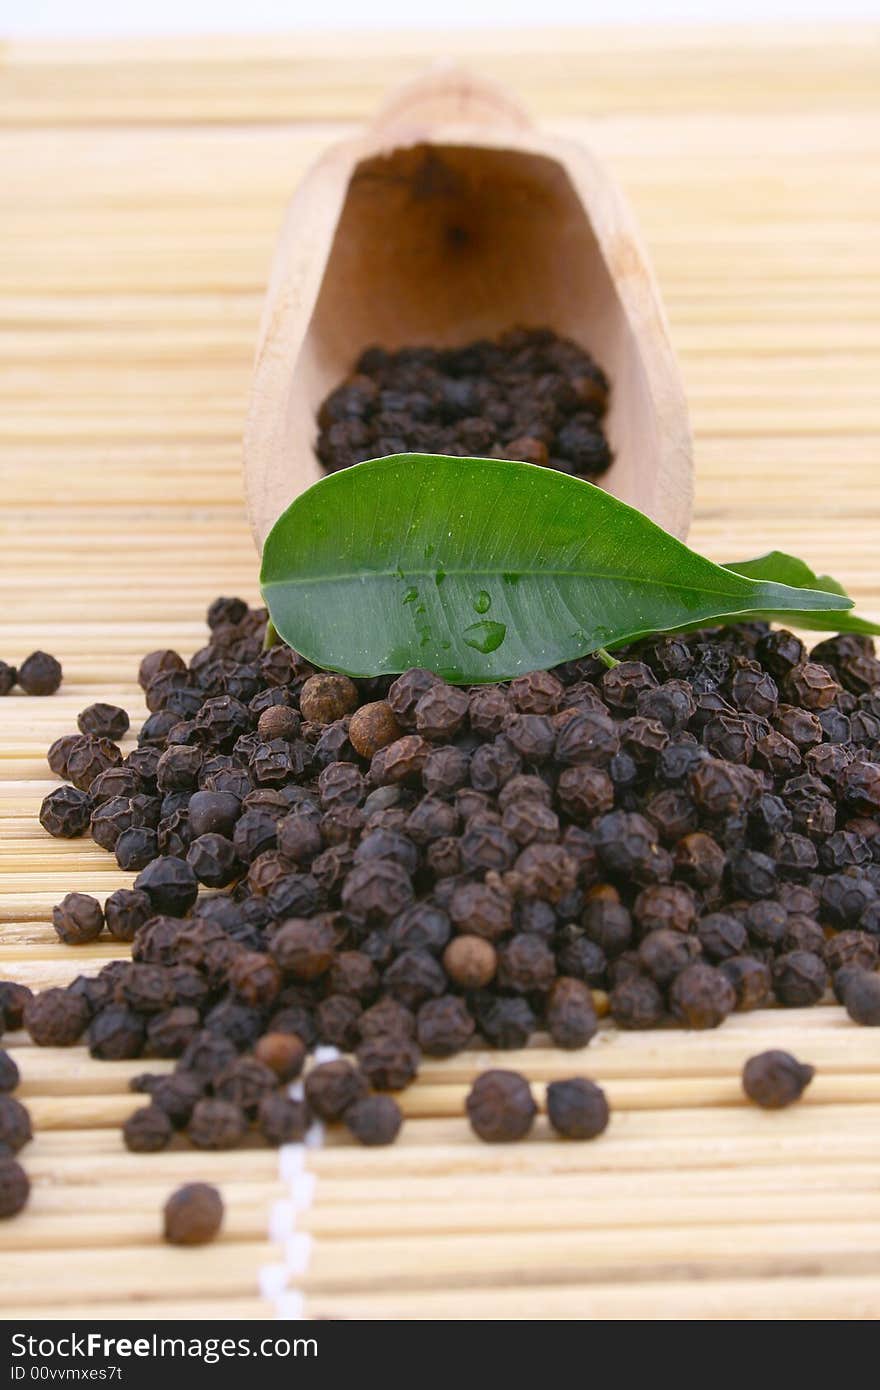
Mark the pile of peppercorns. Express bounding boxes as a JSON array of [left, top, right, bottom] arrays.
[[316, 328, 613, 482], [14, 598, 880, 1165]]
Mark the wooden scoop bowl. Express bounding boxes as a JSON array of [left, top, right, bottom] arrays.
[[244, 68, 693, 550]]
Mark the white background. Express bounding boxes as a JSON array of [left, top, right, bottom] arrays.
[[3, 0, 878, 37]]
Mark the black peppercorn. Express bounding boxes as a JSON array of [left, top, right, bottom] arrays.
[[0, 1152, 29, 1218], [304, 1059, 368, 1121], [345, 1094, 403, 1146], [720, 954, 772, 1010], [259, 1092, 311, 1145], [187, 1097, 245, 1150], [77, 702, 129, 739], [356, 1033, 421, 1089], [0, 1095, 32, 1152], [123, 1104, 173, 1153], [0, 1051, 19, 1093], [416, 995, 475, 1057], [546, 1077, 609, 1140], [466, 1069, 536, 1143], [134, 856, 198, 917], [841, 969, 880, 1025], [669, 963, 736, 1029], [25, 988, 89, 1047], [545, 977, 598, 1048], [18, 650, 62, 696], [52, 892, 104, 945], [609, 974, 664, 1029], [88, 1004, 145, 1060], [772, 950, 829, 1007], [742, 1050, 814, 1108], [39, 784, 92, 838]]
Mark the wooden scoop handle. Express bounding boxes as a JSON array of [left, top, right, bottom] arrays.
[[371, 65, 531, 139]]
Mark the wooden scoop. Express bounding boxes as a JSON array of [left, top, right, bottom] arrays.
[[244, 68, 693, 550]]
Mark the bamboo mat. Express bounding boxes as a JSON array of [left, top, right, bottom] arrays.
[[1, 25, 880, 1321]]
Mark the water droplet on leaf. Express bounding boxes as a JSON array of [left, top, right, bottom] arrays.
[[463, 620, 506, 654], [473, 591, 491, 614]]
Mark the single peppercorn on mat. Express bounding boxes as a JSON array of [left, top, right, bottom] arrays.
[[3, 27, 880, 1324]]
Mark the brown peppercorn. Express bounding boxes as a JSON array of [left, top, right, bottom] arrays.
[[742, 1050, 814, 1108], [0, 1095, 32, 1152], [299, 673, 359, 725], [304, 1059, 368, 1121], [670, 963, 736, 1029], [546, 1077, 609, 1140], [163, 1182, 224, 1245], [345, 1094, 403, 1146], [443, 935, 497, 989], [18, 650, 62, 696], [187, 1098, 246, 1150], [258, 1093, 311, 1146], [256, 704, 300, 742], [270, 918, 334, 983], [123, 1104, 173, 1153], [51, 891, 104, 945], [348, 700, 402, 758], [466, 1069, 536, 1143], [254, 1031, 306, 1082]]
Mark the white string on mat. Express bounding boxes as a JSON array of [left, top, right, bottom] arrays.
[[259, 1044, 339, 1318]]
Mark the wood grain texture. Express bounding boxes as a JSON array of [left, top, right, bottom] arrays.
[[1, 25, 879, 1323]]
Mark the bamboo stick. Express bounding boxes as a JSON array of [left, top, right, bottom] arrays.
[[303, 1274, 880, 1321], [5, 1190, 880, 1253], [0, 1243, 277, 1306], [16, 1075, 880, 1132], [6, 1222, 880, 1306], [10, 1299, 276, 1322]]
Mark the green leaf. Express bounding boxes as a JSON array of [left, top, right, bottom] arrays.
[[723, 551, 880, 636], [260, 454, 852, 683]]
